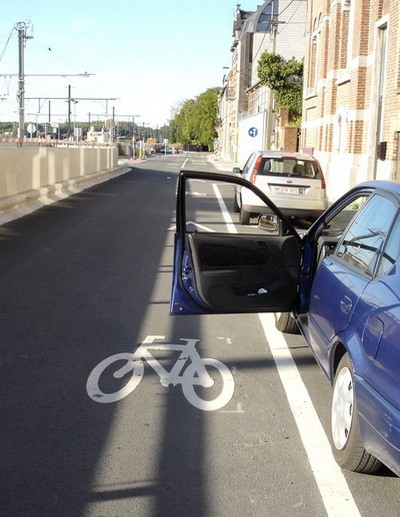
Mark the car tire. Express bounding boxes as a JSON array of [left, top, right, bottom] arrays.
[[331, 353, 382, 473], [239, 207, 250, 225], [233, 192, 240, 213], [274, 312, 299, 334]]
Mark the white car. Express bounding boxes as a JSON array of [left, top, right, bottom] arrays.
[[234, 151, 328, 225]]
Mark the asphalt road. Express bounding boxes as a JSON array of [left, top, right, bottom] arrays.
[[0, 153, 399, 517]]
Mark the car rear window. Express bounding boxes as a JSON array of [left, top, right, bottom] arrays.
[[259, 158, 319, 178]]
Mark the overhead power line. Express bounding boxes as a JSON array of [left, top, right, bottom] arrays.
[[4, 20, 95, 143]]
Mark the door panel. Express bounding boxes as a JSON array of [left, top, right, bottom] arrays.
[[308, 257, 369, 374], [186, 232, 301, 312], [170, 169, 302, 315]]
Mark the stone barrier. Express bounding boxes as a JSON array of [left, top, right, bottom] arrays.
[[0, 144, 127, 224]]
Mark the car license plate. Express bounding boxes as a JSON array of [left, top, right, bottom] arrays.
[[273, 186, 306, 195]]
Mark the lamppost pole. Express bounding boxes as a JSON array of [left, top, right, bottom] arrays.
[[16, 21, 33, 144]]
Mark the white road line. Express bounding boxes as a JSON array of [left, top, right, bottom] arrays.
[[212, 183, 237, 234], [212, 183, 360, 517], [259, 314, 361, 517]]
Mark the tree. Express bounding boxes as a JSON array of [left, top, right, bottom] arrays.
[[192, 88, 219, 148], [0, 121, 15, 135], [169, 87, 219, 149], [175, 99, 197, 145], [257, 53, 303, 125]]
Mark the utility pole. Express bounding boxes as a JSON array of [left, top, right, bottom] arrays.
[[107, 113, 140, 158], [266, 19, 277, 149], [67, 84, 72, 137], [5, 20, 94, 144], [114, 114, 141, 136], [26, 91, 117, 139], [266, 9, 284, 149], [16, 21, 33, 143]]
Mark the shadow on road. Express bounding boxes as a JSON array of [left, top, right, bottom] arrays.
[[0, 163, 209, 516]]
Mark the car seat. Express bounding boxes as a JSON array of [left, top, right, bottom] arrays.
[[263, 160, 271, 174], [292, 164, 304, 176]]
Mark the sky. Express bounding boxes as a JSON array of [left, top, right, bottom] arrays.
[[0, 0, 258, 129]]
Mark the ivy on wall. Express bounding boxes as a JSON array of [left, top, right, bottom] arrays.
[[257, 52, 303, 126]]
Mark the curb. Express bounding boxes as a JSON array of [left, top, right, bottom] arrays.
[[206, 154, 239, 172]]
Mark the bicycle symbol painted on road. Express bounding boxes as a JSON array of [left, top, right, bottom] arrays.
[[86, 335, 235, 411]]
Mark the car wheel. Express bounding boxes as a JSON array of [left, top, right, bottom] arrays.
[[274, 312, 299, 333], [331, 353, 382, 473], [233, 192, 240, 213], [239, 208, 250, 225]]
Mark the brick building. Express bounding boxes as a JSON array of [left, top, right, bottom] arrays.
[[218, 0, 307, 164], [302, 0, 400, 201]]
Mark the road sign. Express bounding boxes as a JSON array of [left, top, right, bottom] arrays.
[[27, 123, 36, 134], [248, 127, 258, 137]]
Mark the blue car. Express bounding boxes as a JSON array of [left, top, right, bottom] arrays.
[[170, 169, 400, 476]]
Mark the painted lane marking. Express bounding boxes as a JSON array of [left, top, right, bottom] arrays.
[[188, 191, 207, 197], [212, 183, 237, 234], [168, 221, 215, 232], [259, 314, 361, 517], [211, 182, 360, 516], [221, 402, 245, 414], [87, 335, 235, 412]]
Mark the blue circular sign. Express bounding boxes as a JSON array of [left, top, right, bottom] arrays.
[[248, 127, 258, 137]]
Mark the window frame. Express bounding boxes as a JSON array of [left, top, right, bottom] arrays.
[[333, 193, 398, 278]]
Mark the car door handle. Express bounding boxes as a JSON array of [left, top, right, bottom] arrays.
[[255, 241, 268, 249], [340, 296, 352, 314]]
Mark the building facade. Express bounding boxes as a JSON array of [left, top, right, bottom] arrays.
[[218, 0, 307, 165], [302, 0, 400, 201]]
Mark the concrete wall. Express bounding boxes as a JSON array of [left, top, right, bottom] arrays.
[[0, 146, 121, 216]]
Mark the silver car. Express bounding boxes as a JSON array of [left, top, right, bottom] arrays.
[[234, 150, 328, 225]]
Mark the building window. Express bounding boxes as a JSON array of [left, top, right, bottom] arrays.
[[306, 13, 324, 96], [257, 0, 279, 32], [307, 17, 321, 94], [334, 111, 348, 153], [337, 0, 353, 84], [346, 0, 354, 70], [396, 9, 400, 92]]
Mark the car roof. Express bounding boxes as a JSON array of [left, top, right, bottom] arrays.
[[357, 180, 400, 196], [255, 150, 317, 161]]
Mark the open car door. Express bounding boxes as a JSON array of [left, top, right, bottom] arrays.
[[170, 170, 303, 315]]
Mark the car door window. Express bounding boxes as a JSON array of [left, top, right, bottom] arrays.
[[185, 178, 274, 237], [311, 195, 369, 268], [335, 195, 397, 276], [376, 214, 400, 277]]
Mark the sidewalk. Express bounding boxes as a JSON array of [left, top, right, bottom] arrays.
[[206, 154, 239, 173], [117, 157, 147, 166]]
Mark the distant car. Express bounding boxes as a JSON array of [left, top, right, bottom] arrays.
[[171, 169, 400, 477], [233, 150, 328, 225]]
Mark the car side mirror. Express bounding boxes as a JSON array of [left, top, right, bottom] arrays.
[[258, 214, 282, 235], [232, 167, 242, 176]]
